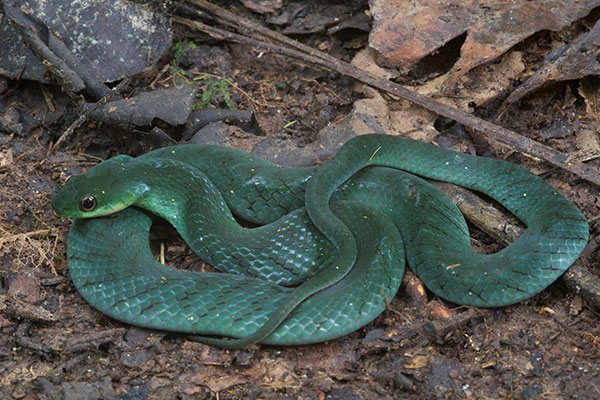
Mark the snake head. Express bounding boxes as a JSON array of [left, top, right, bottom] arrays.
[[52, 154, 142, 218]]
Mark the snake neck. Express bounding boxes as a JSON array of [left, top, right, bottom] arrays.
[[122, 158, 237, 236], [139, 144, 316, 225], [127, 158, 320, 281]]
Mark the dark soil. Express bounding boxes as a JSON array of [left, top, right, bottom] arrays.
[[1, 2, 599, 400]]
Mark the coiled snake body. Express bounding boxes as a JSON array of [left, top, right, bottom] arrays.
[[52, 134, 589, 347]]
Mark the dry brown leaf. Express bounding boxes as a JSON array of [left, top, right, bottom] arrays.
[[369, 0, 600, 90], [405, 354, 429, 369], [178, 366, 245, 394], [500, 19, 600, 113], [203, 374, 246, 393], [0, 149, 13, 167], [349, 46, 524, 143], [7, 272, 42, 303], [351, 48, 396, 81], [579, 76, 600, 119], [574, 121, 600, 162]]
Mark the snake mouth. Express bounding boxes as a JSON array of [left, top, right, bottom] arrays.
[[77, 203, 129, 219], [51, 202, 72, 218]]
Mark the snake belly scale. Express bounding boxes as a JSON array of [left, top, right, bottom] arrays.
[[52, 134, 589, 346]]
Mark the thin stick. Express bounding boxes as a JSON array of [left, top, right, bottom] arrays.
[[0, 229, 56, 245], [51, 78, 130, 153], [177, 3, 600, 186]]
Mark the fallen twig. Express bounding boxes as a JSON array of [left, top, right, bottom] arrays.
[[177, 1, 600, 186], [422, 308, 482, 344], [51, 78, 130, 153], [436, 182, 600, 310], [61, 328, 125, 354], [175, 3, 600, 306], [15, 323, 53, 356], [1, 294, 58, 323], [0, 228, 56, 247]]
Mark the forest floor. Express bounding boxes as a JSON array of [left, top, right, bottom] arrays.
[[1, 1, 600, 399]]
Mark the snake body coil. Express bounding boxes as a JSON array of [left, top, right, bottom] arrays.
[[53, 134, 589, 346]]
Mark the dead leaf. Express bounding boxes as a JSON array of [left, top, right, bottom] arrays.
[[539, 306, 555, 315], [0, 149, 13, 167], [240, 0, 281, 15], [349, 43, 524, 143], [0, 314, 14, 328], [369, 0, 600, 90], [351, 48, 396, 81], [500, 18, 600, 112], [279, 4, 365, 35], [574, 121, 600, 161], [428, 300, 453, 320], [579, 76, 600, 118], [569, 295, 583, 316], [257, 359, 299, 389], [405, 354, 429, 369], [178, 366, 245, 394], [203, 374, 245, 393], [7, 272, 42, 303], [181, 341, 233, 366]]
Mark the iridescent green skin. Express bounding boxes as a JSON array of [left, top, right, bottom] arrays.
[[52, 134, 589, 347]]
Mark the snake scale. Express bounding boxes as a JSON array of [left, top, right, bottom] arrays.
[[52, 134, 589, 347]]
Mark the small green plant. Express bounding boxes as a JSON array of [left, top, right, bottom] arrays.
[[169, 42, 236, 109], [193, 75, 235, 110], [172, 40, 198, 65], [170, 41, 198, 84]]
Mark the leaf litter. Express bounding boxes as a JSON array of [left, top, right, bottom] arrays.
[[1, 1, 600, 399], [369, 0, 600, 90]]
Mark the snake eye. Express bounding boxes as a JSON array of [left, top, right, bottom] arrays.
[[79, 196, 97, 212]]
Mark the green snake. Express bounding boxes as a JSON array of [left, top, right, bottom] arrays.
[[52, 134, 589, 347]]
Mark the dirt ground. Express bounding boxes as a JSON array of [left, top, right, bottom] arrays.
[[1, 2, 600, 399]]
